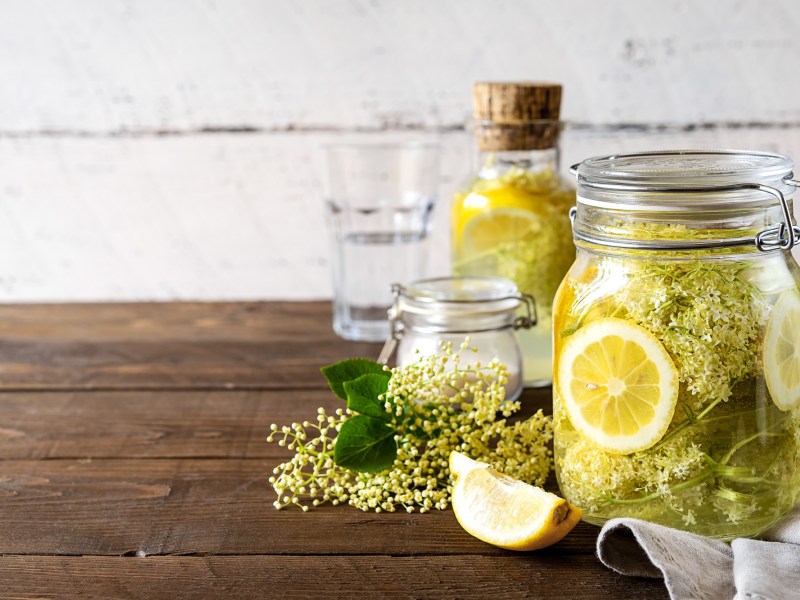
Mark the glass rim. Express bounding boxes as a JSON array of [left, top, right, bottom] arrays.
[[575, 149, 793, 187], [573, 149, 796, 212], [403, 276, 517, 302], [397, 276, 522, 317]]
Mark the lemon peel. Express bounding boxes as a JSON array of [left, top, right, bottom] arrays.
[[449, 451, 581, 551]]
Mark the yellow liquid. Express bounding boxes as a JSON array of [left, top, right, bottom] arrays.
[[452, 168, 574, 386]]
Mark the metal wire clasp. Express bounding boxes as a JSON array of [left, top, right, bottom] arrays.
[[514, 292, 538, 330], [377, 283, 405, 365], [754, 181, 800, 251]]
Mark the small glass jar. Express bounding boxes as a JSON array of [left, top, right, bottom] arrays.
[[378, 276, 536, 400], [553, 150, 800, 539], [452, 83, 575, 387]]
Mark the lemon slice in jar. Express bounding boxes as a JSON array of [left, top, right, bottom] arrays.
[[449, 451, 581, 551], [557, 317, 679, 454], [454, 186, 543, 253], [764, 288, 800, 411], [460, 207, 541, 256]]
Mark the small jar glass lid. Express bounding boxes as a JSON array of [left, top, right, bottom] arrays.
[[398, 276, 522, 317], [378, 277, 537, 365]]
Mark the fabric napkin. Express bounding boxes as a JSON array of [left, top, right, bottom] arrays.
[[596, 505, 800, 600]]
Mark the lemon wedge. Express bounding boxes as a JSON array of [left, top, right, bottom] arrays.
[[449, 451, 581, 551], [764, 288, 800, 411], [557, 317, 679, 454]]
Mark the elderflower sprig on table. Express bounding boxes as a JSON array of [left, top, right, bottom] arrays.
[[267, 340, 552, 513]]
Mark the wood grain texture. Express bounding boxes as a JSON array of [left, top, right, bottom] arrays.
[[0, 457, 593, 558], [0, 301, 344, 341], [0, 387, 551, 459], [0, 555, 667, 600], [0, 301, 385, 389], [0, 390, 328, 459], [0, 301, 667, 598]]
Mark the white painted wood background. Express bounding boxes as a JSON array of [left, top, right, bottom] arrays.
[[2, 0, 800, 301]]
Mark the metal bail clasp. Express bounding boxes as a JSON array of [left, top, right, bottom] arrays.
[[377, 283, 405, 365], [513, 292, 538, 330], [757, 177, 800, 252]]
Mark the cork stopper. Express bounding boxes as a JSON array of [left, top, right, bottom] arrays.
[[472, 82, 562, 151]]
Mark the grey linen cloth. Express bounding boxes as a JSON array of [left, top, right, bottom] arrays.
[[596, 505, 800, 600]]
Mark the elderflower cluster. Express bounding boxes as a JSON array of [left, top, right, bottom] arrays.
[[557, 433, 708, 516], [268, 341, 553, 513], [615, 259, 768, 409], [487, 169, 574, 316], [267, 407, 347, 512], [556, 230, 800, 532], [453, 164, 575, 319]]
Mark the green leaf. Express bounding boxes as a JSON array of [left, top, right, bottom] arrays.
[[344, 374, 391, 422], [321, 358, 388, 400], [334, 415, 397, 473]]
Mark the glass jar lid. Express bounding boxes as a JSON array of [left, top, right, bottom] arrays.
[[395, 276, 536, 329], [401, 276, 521, 313], [576, 149, 793, 195], [571, 149, 800, 252], [377, 277, 537, 365]]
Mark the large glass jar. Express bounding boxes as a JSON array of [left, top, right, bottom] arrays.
[[452, 82, 575, 386], [553, 150, 800, 539]]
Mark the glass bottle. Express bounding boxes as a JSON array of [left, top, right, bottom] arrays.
[[553, 149, 800, 539], [452, 82, 575, 386]]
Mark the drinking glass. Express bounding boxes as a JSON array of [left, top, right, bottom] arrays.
[[324, 142, 440, 342]]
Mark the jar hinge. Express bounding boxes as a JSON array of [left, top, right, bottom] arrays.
[[377, 284, 405, 365], [514, 292, 538, 330]]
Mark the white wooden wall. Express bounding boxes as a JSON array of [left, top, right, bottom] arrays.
[[2, 0, 800, 301]]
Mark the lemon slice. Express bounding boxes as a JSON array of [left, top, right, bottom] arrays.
[[460, 207, 541, 256], [764, 288, 800, 411], [454, 183, 544, 251], [449, 451, 581, 551], [557, 317, 679, 454]]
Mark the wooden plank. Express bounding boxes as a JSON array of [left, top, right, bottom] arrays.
[[0, 457, 584, 557], [0, 389, 330, 460], [0, 555, 667, 600], [0, 302, 344, 342], [0, 337, 380, 390], [0, 387, 551, 459], [0, 131, 460, 302], [0, 301, 388, 389]]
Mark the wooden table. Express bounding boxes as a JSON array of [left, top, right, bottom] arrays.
[[0, 302, 667, 599]]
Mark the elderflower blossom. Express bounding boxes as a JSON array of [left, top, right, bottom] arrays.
[[557, 434, 708, 515], [268, 342, 552, 513], [614, 259, 768, 409]]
